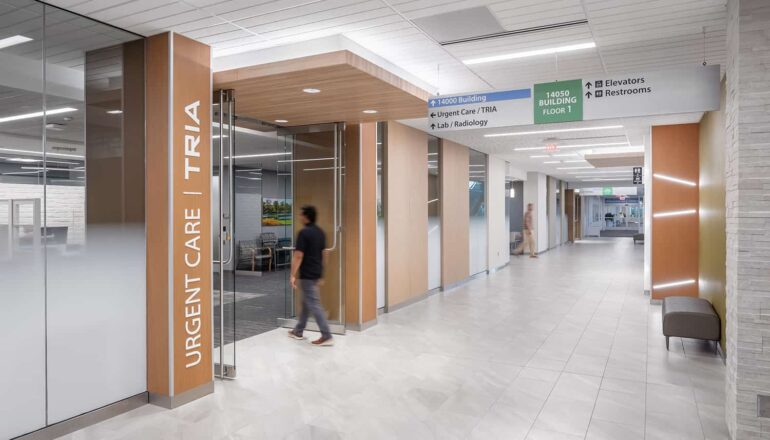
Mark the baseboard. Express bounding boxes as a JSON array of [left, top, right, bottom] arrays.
[[387, 288, 441, 313], [15, 393, 148, 440], [346, 318, 377, 332], [150, 381, 214, 409]]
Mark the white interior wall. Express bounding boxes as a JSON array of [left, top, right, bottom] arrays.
[[643, 129, 652, 293], [537, 173, 548, 253], [487, 156, 509, 270]]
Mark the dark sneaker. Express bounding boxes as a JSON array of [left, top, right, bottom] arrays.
[[311, 336, 334, 346], [288, 330, 305, 340]]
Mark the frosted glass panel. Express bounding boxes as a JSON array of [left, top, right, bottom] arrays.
[[427, 137, 441, 290], [44, 10, 146, 423], [0, 1, 47, 437], [469, 149, 488, 275]]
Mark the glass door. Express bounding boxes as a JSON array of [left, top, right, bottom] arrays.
[[213, 92, 345, 380]]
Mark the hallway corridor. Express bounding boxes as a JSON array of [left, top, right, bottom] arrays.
[[60, 238, 727, 440]]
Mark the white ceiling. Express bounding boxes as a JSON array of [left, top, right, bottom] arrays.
[[42, 0, 727, 182], [44, 0, 727, 94]]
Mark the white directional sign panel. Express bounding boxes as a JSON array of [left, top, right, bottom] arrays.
[[428, 65, 721, 132], [582, 65, 720, 120], [427, 89, 532, 132]]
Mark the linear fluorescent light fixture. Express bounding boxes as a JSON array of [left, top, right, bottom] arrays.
[[230, 152, 291, 159], [571, 170, 631, 175], [515, 142, 629, 152], [494, 125, 623, 139], [552, 153, 578, 157], [543, 161, 560, 164], [0, 35, 33, 50], [530, 155, 549, 158], [653, 209, 697, 218], [653, 173, 696, 187], [557, 166, 593, 170], [581, 178, 628, 182], [0, 147, 83, 159], [464, 42, 596, 65], [0, 107, 77, 124], [653, 279, 696, 290]]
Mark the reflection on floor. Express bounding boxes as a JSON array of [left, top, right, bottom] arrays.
[[213, 270, 290, 345], [599, 229, 638, 238], [59, 238, 727, 440]]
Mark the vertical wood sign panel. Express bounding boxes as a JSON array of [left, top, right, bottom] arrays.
[[146, 32, 212, 405], [172, 34, 212, 395]]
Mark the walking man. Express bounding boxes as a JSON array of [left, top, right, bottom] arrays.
[[514, 203, 538, 258], [288, 205, 334, 346]]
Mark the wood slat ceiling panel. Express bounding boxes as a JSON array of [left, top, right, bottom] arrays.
[[213, 51, 429, 126]]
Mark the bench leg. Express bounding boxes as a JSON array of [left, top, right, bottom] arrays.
[[666, 336, 669, 351]]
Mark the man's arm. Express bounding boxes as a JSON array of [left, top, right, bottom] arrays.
[[290, 250, 304, 289]]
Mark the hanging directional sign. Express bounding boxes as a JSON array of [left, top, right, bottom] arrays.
[[427, 65, 721, 131], [633, 166, 643, 185], [427, 89, 532, 132], [581, 65, 720, 120]]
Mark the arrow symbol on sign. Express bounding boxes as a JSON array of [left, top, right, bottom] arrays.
[[585, 91, 592, 99], [430, 112, 436, 118], [586, 82, 592, 89], [430, 99, 436, 106], [430, 123, 436, 129]]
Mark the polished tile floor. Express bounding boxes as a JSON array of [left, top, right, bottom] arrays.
[[59, 238, 728, 440]]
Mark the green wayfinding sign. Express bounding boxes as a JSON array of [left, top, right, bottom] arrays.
[[603, 187, 614, 196], [533, 79, 583, 124]]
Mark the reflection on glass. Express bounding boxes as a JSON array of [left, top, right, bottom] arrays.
[[376, 122, 385, 308], [43, 7, 145, 424], [0, 2, 50, 437], [427, 136, 441, 290], [469, 148, 488, 275]]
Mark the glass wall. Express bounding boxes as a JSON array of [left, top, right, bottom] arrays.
[[0, 1, 144, 436], [469, 149, 488, 275], [427, 136, 441, 290], [376, 122, 385, 308]]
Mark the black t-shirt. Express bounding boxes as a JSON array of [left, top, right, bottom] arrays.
[[295, 223, 326, 280]]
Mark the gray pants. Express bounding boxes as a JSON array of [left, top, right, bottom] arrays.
[[294, 279, 332, 338]]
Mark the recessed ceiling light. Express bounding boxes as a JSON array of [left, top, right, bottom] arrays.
[[106, 110, 122, 114], [363, 109, 378, 114], [562, 160, 587, 163], [543, 161, 560, 164], [557, 166, 593, 170], [0, 107, 77, 124], [302, 88, 321, 94], [275, 119, 288, 123], [464, 42, 596, 65], [552, 153, 578, 157], [0, 35, 33, 50], [515, 142, 628, 151], [489, 125, 623, 139]]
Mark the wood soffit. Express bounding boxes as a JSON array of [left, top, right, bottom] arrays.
[[213, 51, 430, 126]]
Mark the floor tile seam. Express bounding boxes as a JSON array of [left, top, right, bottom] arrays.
[[523, 278, 611, 439]]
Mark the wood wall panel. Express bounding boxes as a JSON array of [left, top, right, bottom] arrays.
[[385, 122, 428, 307], [699, 83, 727, 349], [651, 124, 700, 299], [344, 125, 361, 326], [360, 123, 378, 324], [171, 33, 212, 395], [440, 140, 470, 287], [146, 33, 170, 396], [565, 189, 575, 242]]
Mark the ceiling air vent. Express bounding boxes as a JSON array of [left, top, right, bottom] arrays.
[[414, 6, 589, 46]]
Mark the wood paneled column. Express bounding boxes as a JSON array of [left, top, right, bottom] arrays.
[[146, 32, 213, 408]]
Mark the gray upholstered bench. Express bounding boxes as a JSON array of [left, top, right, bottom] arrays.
[[662, 297, 720, 352]]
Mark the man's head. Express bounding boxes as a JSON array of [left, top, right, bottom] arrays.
[[300, 205, 317, 225], [527, 203, 533, 212]]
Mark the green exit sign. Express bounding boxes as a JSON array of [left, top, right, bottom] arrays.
[[602, 187, 614, 196], [534, 79, 583, 124]]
